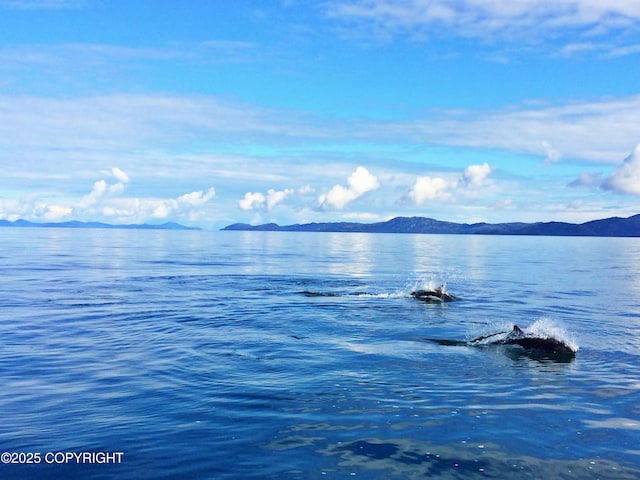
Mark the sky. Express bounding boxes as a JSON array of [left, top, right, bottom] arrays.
[[1, 0, 639, 229]]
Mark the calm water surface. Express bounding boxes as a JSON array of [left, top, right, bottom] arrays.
[[1, 228, 639, 479]]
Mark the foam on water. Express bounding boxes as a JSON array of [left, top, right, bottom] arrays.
[[526, 317, 579, 352], [407, 276, 447, 293]]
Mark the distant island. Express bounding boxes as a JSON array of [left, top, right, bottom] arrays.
[[0, 219, 199, 230], [222, 214, 640, 237]]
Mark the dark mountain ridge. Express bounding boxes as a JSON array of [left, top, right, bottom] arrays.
[[223, 214, 640, 237]]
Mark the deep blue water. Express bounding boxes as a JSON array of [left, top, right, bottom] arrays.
[[1, 228, 639, 479]]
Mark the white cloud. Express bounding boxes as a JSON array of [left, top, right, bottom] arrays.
[[98, 187, 216, 222], [297, 185, 314, 195], [541, 141, 561, 164], [266, 189, 293, 210], [408, 162, 493, 205], [0, 196, 78, 222], [176, 188, 216, 207], [601, 144, 640, 195], [408, 176, 452, 204], [0, 166, 216, 224], [462, 162, 492, 187], [238, 188, 293, 211], [82, 176, 217, 222], [568, 172, 603, 187], [609, 44, 640, 58], [110, 167, 130, 184], [492, 198, 513, 209], [42, 204, 73, 220], [378, 95, 640, 164], [2, 0, 84, 9], [570, 145, 640, 196], [1, 91, 638, 226], [0, 94, 318, 155], [1, 94, 638, 175], [77, 168, 131, 210], [326, 0, 640, 53], [238, 192, 266, 211], [78, 180, 107, 208], [318, 166, 380, 210]]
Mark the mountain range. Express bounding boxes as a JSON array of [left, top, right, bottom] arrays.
[[222, 214, 640, 237]]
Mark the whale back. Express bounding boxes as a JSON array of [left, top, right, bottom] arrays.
[[410, 286, 458, 303], [499, 325, 576, 356]]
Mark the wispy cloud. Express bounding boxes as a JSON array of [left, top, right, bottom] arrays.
[[568, 172, 603, 188], [4, 93, 636, 167], [1, 0, 84, 9], [325, 0, 640, 56], [375, 96, 640, 164], [0, 94, 324, 154], [1, 92, 638, 224], [0, 40, 267, 95]]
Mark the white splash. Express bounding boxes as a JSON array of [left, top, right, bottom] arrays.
[[526, 318, 579, 352]]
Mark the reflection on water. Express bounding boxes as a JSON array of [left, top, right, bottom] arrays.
[[325, 232, 375, 276], [318, 437, 636, 479], [1, 229, 639, 479]]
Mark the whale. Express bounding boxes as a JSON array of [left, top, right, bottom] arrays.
[[492, 325, 575, 354], [410, 286, 458, 303], [472, 325, 576, 356], [426, 324, 577, 361]]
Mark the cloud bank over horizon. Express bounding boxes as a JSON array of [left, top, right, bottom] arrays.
[[1, 2, 639, 227], [0, 166, 216, 224]]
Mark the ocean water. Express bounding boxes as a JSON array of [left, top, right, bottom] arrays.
[[1, 228, 639, 479]]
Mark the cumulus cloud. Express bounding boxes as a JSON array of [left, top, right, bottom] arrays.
[[0, 166, 216, 224], [408, 176, 452, 204], [238, 192, 265, 211], [318, 166, 379, 210], [99, 187, 216, 222], [0, 199, 73, 222], [462, 162, 492, 187], [78, 167, 130, 209], [408, 162, 493, 205], [265, 189, 293, 210], [238, 188, 294, 211], [84, 175, 217, 222], [79, 180, 107, 208], [177, 188, 216, 207], [569, 145, 640, 196], [601, 144, 640, 195]]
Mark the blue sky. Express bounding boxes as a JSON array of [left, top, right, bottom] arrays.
[[1, 0, 639, 228]]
